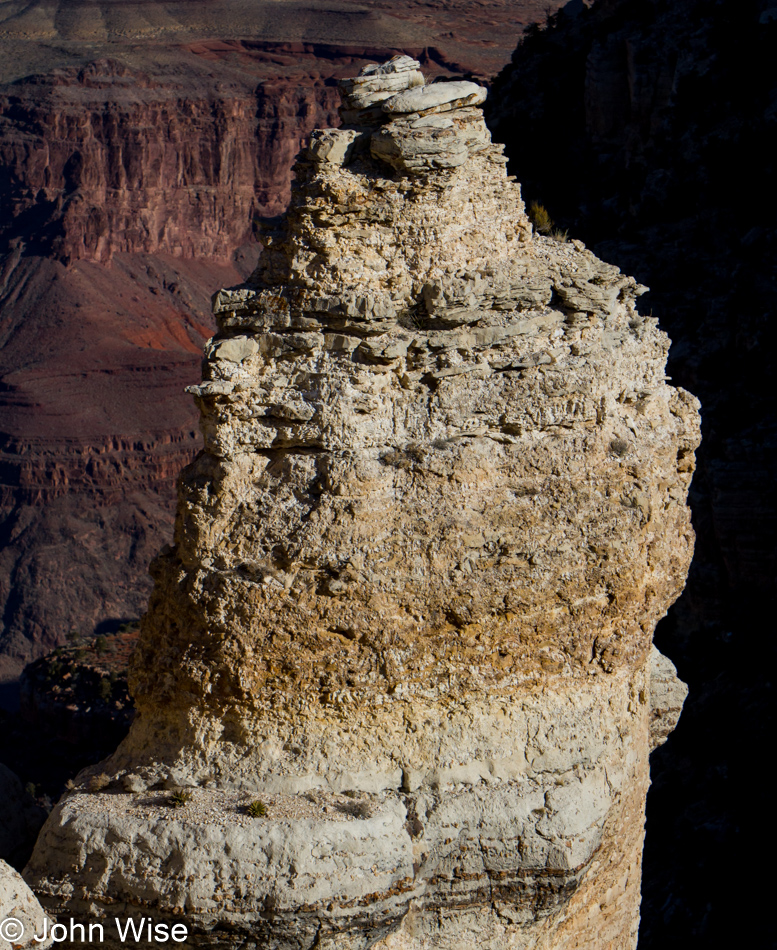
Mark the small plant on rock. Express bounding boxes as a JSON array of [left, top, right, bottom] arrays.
[[88, 773, 111, 792], [247, 800, 267, 818], [609, 438, 630, 457], [168, 788, 193, 808], [341, 799, 372, 819], [528, 200, 553, 234]]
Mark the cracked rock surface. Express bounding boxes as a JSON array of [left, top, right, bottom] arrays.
[[25, 56, 698, 950]]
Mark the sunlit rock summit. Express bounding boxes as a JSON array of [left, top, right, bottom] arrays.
[[26, 56, 700, 950]]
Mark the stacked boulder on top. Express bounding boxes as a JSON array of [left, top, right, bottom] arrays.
[[308, 54, 494, 173], [337, 54, 425, 124]]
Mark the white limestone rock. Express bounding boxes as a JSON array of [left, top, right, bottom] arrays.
[[25, 55, 700, 950], [339, 55, 424, 113], [382, 80, 487, 116], [307, 128, 362, 166], [371, 106, 492, 172], [649, 646, 689, 750], [0, 860, 52, 949]]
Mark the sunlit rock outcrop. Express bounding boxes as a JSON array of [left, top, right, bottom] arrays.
[[26, 56, 699, 950]]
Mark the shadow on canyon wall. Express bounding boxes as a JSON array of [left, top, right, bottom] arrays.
[[487, 0, 776, 945]]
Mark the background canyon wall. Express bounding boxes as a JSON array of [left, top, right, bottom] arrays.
[[0, 0, 768, 944]]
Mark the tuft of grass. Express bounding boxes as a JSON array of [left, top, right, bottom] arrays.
[[168, 788, 193, 808], [380, 442, 426, 470], [247, 800, 267, 818], [528, 200, 553, 234], [88, 773, 111, 792], [551, 228, 569, 243], [340, 799, 372, 819]]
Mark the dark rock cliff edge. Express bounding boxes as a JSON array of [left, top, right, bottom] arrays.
[[0, 0, 769, 942]]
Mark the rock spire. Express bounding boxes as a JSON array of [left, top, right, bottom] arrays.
[[26, 56, 700, 950]]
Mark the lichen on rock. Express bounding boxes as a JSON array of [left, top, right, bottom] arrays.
[[25, 55, 700, 950]]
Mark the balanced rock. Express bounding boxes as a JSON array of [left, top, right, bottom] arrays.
[[338, 54, 425, 125], [382, 80, 487, 116], [26, 57, 699, 950]]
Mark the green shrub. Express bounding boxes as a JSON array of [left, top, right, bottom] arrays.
[[168, 789, 193, 808], [247, 800, 267, 818]]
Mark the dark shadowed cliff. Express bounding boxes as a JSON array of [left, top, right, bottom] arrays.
[[486, 0, 776, 945]]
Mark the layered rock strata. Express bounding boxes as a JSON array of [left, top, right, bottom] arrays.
[[26, 57, 700, 949]]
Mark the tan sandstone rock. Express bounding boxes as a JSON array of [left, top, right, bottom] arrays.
[[25, 58, 699, 950]]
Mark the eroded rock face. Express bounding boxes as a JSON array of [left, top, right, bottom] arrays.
[[26, 56, 699, 950]]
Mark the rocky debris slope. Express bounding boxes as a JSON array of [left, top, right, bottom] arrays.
[[26, 57, 699, 950]]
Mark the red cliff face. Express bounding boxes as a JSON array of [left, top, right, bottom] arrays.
[[0, 250, 238, 679], [0, 58, 341, 263], [0, 51, 353, 680]]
